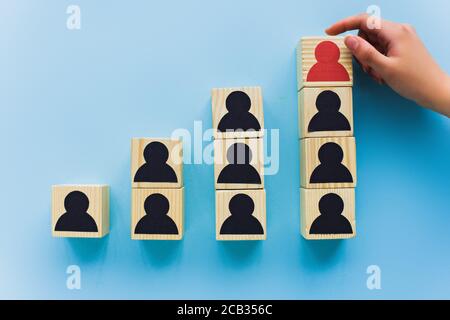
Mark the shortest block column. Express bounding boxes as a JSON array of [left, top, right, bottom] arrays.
[[300, 188, 355, 240], [52, 185, 109, 238]]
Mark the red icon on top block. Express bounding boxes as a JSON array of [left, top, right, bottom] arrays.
[[306, 41, 350, 82]]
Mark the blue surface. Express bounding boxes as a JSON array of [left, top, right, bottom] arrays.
[[0, 0, 449, 299]]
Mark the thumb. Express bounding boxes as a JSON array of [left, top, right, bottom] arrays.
[[345, 35, 390, 74]]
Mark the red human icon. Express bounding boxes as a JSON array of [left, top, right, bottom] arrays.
[[306, 41, 350, 82]]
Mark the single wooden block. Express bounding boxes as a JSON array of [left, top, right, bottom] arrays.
[[300, 188, 356, 240], [131, 138, 183, 189], [216, 189, 266, 241], [298, 87, 353, 139], [212, 87, 264, 139], [214, 137, 264, 190], [300, 137, 356, 188], [297, 36, 353, 90], [52, 185, 109, 238], [131, 188, 184, 240]]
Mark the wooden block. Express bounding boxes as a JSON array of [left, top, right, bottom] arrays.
[[52, 185, 109, 238], [216, 189, 266, 241], [131, 188, 184, 240], [214, 137, 264, 190], [298, 87, 353, 139], [212, 87, 264, 139], [300, 188, 356, 240], [300, 137, 356, 188], [131, 138, 183, 189], [297, 36, 353, 90]]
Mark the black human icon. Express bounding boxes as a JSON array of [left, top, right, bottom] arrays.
[[217, 143, 261, 184], [310, 142, 353, 183], [309, 193, 353, 234], [134, 193, 178, 235], [54, 191, 98, 232], [220, 194, 264, 235], [308, 90, 351, 132], [217, 91, 261, 133], [134, 141, 178, 183]]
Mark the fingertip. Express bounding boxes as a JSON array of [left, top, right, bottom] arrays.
[[324, 26, 336, 35], [344, 35, 360, 51], [325, 22, 345, 36]]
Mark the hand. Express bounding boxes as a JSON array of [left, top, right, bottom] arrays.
[[326, 14, 450, 117]]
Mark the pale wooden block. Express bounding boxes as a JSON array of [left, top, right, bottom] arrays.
[[300, 188, 356, 240], [214, 137, 264, 190], [52, 185, 109, 238], [300, 137, 357, 188], [131, 138, 183, 189], [212, 87, 264, 139], [216, 189, 266, 241], [131, 188, 184, 240], [298, 87, 353, 139], [296, 36, 353, 90]]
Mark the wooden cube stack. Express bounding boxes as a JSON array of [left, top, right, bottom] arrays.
[[51, 184, 110, 238], [297, 37, 357, 240], [212, 87, 266, 240], [130, 138, 184, 240]]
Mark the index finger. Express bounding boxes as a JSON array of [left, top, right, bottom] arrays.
[[325, 13, 381, 36]]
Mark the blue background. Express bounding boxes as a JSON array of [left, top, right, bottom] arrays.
[[0, 0, 449, 299]]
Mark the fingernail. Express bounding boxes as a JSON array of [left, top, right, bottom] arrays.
[[345, 36, 359, 51]]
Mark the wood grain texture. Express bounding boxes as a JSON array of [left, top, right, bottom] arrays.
[[216, 189, 266, 241], [300, 188, 356, 240], [298, 87, 353, 139], [131, 187, 184, 240], [296, 36, 353, 90], [131, 138, 183, 189], [300, 137, 357, 188], [212, 86, 264, 139], [52, 185, 109, 238], [214, 137, 264, 190]]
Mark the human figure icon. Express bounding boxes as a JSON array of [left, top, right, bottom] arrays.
[[306, 41, 350, 82], [134, 193, 178, 235], [308, 90, 351, 132], [220, 194, 264, 235], [217, 91, 261, 133], [134, 141, 178, 183], [310, 193, 353, 234], [217, 143, 261, 184], [54, 191, 98, 232], [310, 142, 353, 183]]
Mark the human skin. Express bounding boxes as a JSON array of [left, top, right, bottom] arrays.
[[326, 14, 450, 117]]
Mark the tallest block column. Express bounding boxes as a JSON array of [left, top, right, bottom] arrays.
[[297, 37, 357, 240]]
